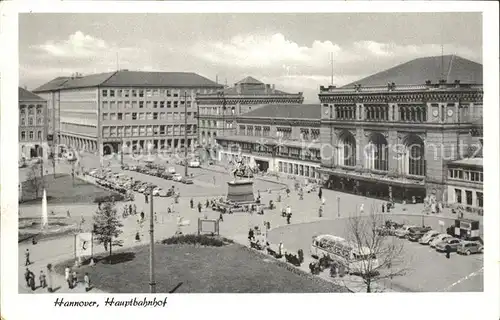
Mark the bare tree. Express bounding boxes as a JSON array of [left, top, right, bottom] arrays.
[[93, 200, 124, 259], [342, 205, 411, 292], [25, 163, 44, 200]]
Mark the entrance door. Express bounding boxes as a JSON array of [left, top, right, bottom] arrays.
[[255, 159, 269, 172]]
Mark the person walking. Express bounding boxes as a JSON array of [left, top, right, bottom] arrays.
[[24, 268, 31, 288], [321, 197, 326, 206], [205, 199, 209, 208], [133, 204, 137, 215], [198, 202, 202, 213], [25, 248, 31, 266], [318, 187, 323, 200], [84, 272, 91, 292], [72, 270, 78, 288], [65, 266, 71, 289], [446, 245, 451, 259], [39, 270, 47, 288], [46, 264, 53, 293], [29, 270, 36, 291], [318, 206, 323, 218], [190, 198, 194, 209], [145, 194, 149, 204], [140, 211, 145, 221], [219, 212, 224, 222]]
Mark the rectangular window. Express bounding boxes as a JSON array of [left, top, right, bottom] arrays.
[[103, 113, 109, 120], [124, 90, 129, 98], [125, 113, 131, 120], [477, 192, 483, 208], [139, 113, 145, 120], [160, 112, 166, 120], [139, 101, 144, 108], [102, 90, 108, 97], [153, 101, 158, 108], [173, 92, 179, 97], [102, 101, 109, 109], [146, 90, 152, 97], [37, 131, 42, 140], [21, 118, 25, 125], [139, 90, 144, 97], [117, 89, 123, 97], [130, 101, 136, 109], [153, 112, 158, 120], [110, 101, 116, 110], [174, 101, 178, 108], [132, 112, 137, 120], [117, 101, 124, 109], [160, 125, 166, 135], [132, 126, 139, 136], [132, 89, 137, 97], [153, 89, 159, 97], [465, 190, 473, 206], [160, 101, 165, 108], [147, 101, 152, 108], [109, 90, 115, 97], [455, 189, 462, 204], [117, 113, 123, 120], [21, 131, 26, 140], [167, 101, 172, 108], [117, 127, 123, 137]]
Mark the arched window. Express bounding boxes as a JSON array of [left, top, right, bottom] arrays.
[[404, 135, 425, 176], [338, 131, 356, 167], [366, 133, 388, 171]]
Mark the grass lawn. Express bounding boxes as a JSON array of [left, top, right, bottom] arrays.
[[20, 174, 115, 205], [55, 243, 345, 293]]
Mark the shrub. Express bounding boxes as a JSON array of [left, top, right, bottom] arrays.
[[94, 194, 124, 203], [161, 234, 233, 247]]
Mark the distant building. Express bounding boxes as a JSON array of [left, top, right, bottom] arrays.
[[318, 55, 483, 203], [215, 103, 322, 179], [196, 76, 304, 146], [446, 158, 483, 213], [33, 70, 223, 158], [18, 87, 48, 160]]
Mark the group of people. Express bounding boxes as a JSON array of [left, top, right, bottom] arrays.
[[64, 266, 91, 292], [122, 203, 138, 218]]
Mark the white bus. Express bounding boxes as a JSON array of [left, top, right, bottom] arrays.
[[310, 234, 378, 274]]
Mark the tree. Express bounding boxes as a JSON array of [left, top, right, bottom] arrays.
[[93, 200, 124, 259], [342, 205, 411, 293], [25, 163, 43, 200]]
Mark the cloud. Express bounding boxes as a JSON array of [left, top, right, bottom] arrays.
[[36, 31, 108, 58], [192, 33, 481, 77]]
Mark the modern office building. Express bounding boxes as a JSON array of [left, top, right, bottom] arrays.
[[318, 55, 483, 203], [18, 87, 49, 160], [196, 76, 304, 145], [33, 70, 223, 157], [215, 103, 322, 179]]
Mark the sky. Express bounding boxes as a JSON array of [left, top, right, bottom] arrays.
[[19, 13, 482, 102]]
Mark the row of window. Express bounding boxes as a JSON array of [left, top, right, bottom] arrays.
[[19, 105, 44, 115], [326, 104, 429, 123], [448, 169, 484, 182], [454, 189, 483, 207], [102, 111, 196, 121], [300, 128, 320, 141], [102, 125, 197, 138], [20, 117, 44, 126], [102, 88, 216, 98], [102, 100, 194, 110], [277, 127, 292, 139], [20, 130, 43, 141], [238, 125, 272, 137], [278, 161, 319, 178], [200, 120, 235, 129], [199, 106, 237, 115], [399, 105, 427, 122]]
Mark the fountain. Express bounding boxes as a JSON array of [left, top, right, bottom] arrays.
[[41, 189, 48, 229]]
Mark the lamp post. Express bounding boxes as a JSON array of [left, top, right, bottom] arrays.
[[149, 186, 156, 293], [337, 196, 340, 217]]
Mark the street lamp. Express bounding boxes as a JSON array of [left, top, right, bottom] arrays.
[[337, 196, 340, 217]]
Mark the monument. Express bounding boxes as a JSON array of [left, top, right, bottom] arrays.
[[227, 158, 256, 204], [41, 189, 48, 229]]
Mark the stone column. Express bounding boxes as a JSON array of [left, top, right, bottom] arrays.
[[355, 128, 366, 170]]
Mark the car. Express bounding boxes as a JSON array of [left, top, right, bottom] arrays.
[[161, 172, 173, 180], [172, 173, 182, 182], [152, 187, 163, 196], [394, 225, 417, 238], [156, 189, 172, 197], [430, 234, 453, 248], [457, 241, 484, 255], [168, 167, 176, 174], [407, 227, 432, 242], [188, 160, 200, 168], [419, 230, 441, 245], [181, 177, 194, 184], [435, 237, 462, 252]]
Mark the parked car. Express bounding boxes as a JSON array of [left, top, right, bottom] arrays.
[[152, 187, 163, 196], [188, 160, 200, 168], [407, 227, 432, 242], [156, 189, 173, 197], [430, 234, 453, 248], [181, 177, 194, 184], [435, 237, 462, 252], [172, 173, 182, 182], [457, 241, 484, 255], [395, 225, 417, 238], [419, 230, 441, 245], [168, 167, 176, 174]]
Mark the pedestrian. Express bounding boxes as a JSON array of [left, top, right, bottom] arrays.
[[360, 203, 364, 214], [277, 193, 282, 203], [65, 266, 72, 289], [248, 228, 255, 242], [219, 213, 224, 222], [198, 202, 202, 213], [129, 204, 133, 215], [32, 236, 37, 245], [206, 199, 209, 208], [446, 245, 451, 259], [67, 210, 71, 217], [286, 213, 291, 224], [39, 270, 47, 288], [278, 242, 284, 256], [140, 211, 145, 221], [145, 194, 149, 204], [72, 270, 78, 288], [319, 206, 323, 218], [25, 248, 31, 266], [84, 272, 91, 292], [46, 264, 53, 293], [29, 270, 36, 291], [318, 187, 323, 200], [24, 268, 31, 287], [286, 188, 290, 197], [190, 198, 194, 209], [382, 203, 385, 213], [133, 204, 137, 215], [321, 197, 326, 206]]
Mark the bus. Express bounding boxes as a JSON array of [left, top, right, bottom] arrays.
[[310, 234, 378, 274]]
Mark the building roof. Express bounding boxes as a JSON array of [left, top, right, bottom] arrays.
[[240, 103, 321, 120], [343, 55, 483, 88], [449, 158, 483, 168], [34, 70, 222, 92], [19, 87, 45, 101], [216, 135, 321, 149], [236, 76, 263, 85]]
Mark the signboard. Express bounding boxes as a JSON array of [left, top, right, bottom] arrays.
[[75, 232, 93, 258]]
